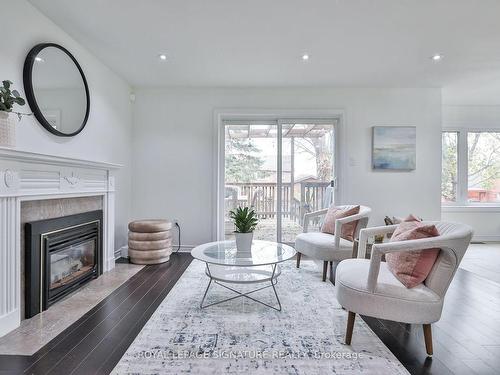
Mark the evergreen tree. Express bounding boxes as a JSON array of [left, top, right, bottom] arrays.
[[225, 139, 270, 183]]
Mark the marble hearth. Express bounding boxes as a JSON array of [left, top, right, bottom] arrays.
[[0, 263, 142, 356], [0, 147, 121, 337]]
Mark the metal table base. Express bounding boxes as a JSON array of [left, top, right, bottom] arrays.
[[200, 263, 282, 311]]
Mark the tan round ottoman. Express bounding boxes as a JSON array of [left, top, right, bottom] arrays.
[[128, 219, 173, 265]]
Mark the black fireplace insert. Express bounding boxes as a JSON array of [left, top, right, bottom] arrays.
[[25, 210, 103, 318]]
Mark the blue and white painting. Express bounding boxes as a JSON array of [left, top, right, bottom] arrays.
[[372, 126, 416, 170]]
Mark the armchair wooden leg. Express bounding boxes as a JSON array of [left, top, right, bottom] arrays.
[[296, 252, 302, 268], [423, 324, 433, 356], [322, 261, 328, 281], [330, 261, 339, 284], [345, 311, 356, 345]]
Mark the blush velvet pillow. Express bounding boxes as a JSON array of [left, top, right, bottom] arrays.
[[386, 216, 440, 288], [321, 205, 360, 242]]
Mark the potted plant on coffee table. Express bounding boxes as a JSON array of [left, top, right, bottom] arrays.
[[229, 206, 259, 252], [0, 80, 27, 147]]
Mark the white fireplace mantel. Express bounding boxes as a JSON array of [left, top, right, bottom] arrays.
[[0, 147, 122, 337]]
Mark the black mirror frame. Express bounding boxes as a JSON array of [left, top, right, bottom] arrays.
[[23, 43, 90, 137]]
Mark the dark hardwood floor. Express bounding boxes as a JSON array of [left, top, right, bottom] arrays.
[[0, 253, 192, 375], [1, 253, 498, 374]]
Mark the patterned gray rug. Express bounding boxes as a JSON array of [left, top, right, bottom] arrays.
[[112, 260, 409, 374]]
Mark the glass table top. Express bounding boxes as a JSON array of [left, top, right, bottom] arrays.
[[191, 240, 296, 266]]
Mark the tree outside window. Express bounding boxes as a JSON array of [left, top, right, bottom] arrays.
[[442, 132, 458, 202], [225, 138, 270, 183], [467, 132, 500, 203], [442, 131, 500, 205]]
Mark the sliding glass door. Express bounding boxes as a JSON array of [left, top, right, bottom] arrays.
[[221, 119, 337, 244], [224, 122, 279, 241], [280, 122, 336, 243]]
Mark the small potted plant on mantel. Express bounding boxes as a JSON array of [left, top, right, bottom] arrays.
[[229, 206, 259, 252], [0, 80, 27, 148]]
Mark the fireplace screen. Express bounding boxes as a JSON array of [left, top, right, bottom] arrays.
[[25, 210, 103, 318], [50, 239, 96, 291]]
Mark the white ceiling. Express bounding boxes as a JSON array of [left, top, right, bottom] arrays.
[[28, 0, 500, 90]]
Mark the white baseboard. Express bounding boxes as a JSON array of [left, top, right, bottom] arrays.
[[116, 245, 128, 258], [114, 247, 123, 259], [472, 235, 500, 242], [174, 245, 194, 253], [117, 245, 194, 259]]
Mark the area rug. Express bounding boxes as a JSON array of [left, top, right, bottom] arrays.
[[112, 260, 409, 374]]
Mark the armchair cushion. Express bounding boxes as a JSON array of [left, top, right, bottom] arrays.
[[295, 232, 354, 262], [336, 259, 442, 324], [321, 205, 360, 241], [386, 218, 440, 288]]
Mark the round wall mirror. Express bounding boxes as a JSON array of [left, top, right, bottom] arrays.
[[23, 43, 90, 137]]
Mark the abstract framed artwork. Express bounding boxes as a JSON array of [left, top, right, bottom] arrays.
[[372, 126, 416, 170]]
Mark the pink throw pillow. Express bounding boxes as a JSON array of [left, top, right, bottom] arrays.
[[394, 214, 421, 224], [386, 216, 440, 288], [321, 205, 360, 242]]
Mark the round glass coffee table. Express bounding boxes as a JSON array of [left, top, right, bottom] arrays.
[[191, 240, 296, 311]]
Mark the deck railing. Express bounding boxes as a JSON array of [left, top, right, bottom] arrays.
[[225, 181, 330, 222]]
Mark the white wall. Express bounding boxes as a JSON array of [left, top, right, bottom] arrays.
[[443, 105, 500, 129], [131, 87, 442, 248], [441, 104, 500, 241], [443, 75, 500, 106], [0, 0, 133, 248], [442, 208, 500, 242]]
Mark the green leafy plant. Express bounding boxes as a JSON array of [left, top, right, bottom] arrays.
[[0, 81, 26, 113], [229, 206, 259, 233]]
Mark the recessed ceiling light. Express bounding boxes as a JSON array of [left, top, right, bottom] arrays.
[[302, 54, 310, 61], [35, 56, 44, 62], [431, 54, 443, 61], [158, 54, 167, 61]]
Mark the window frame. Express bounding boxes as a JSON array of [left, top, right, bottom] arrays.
[[442, 127, 500, 210]]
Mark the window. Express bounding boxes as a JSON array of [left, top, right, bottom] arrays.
[[442, 132, 458, 203], [221, 120, 337, 243], [442, 130, 500, 205], [467, 132, 500, 203]]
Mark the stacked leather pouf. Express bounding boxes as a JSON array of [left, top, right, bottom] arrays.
[[128, 219, 173, 264]]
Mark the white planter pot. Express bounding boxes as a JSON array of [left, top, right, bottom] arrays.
[[0, 112, 16, 148], [235, 232, 253, 253]]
